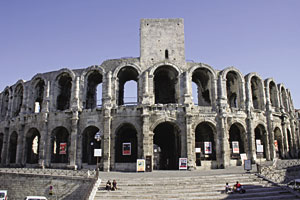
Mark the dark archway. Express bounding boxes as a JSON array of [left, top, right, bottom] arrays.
[[51, 127, 69, 163], [154, 66, 178, 104], [115, 123, 138, 163], [254, 125, 267, 158], [228, 123, 246, 159], [13, 84, 23, 117], [251, 76, 264, 110], [82, 126, 101, 165], [195, 122, 216, 166], [85, 71, 103, 109], [269, 81, 278, 108], [117, 66, 138, 106], [9, 132, 18, 164], [1, 90, 9, 120], [281, 88, 289, 113], [33, 79, 45, 113], [56, 73, 72, 111], [25, 128, 40, 164], [274, 127, 283, 159], [153, 122, 181, 170], [192, 68, 213, 106], [287, 129, 292, 157], [0, 133, 3, 163], [226, 71, 241, 108]]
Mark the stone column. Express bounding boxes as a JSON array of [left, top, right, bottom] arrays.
[[281, 121, 288, 158], [141, 71, 150, 105], [185, 113, 195, 169], [69, 111, 79, 169], [218, 114, 229, 168], [102, 108, 112, 172], [246, 115, 256, 162], [142, 109, 151, 158], [1, 127, 9, 166], [183, 72, 192, 105], [16, 125, 25, 166], [38, 121, 48, 168]]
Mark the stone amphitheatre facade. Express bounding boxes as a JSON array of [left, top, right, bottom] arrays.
[[0, 19, 298, 172]]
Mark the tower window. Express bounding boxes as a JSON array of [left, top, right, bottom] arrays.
[[165, 50, 169, 59]]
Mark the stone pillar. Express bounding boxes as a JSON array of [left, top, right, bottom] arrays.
[[141, 71, 150, 105], [218, 115, 229, 168], [38, 121, 48, 168], [281, 121, 288, 158], [142, 109, 151, 158], [185, 113, 195, 169], [103, 108, 112, 172], [16, 125, 24, 166], [69, 111, 79, 168], [246, 116, 256, 162], [1, 128, 9, 166], [183, 72, 192, 105]]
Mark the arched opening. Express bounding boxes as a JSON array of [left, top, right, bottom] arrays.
[[51, 127, 69, 163], [33, 79, 45, 113], [154, 66, 178, 104], [281, 88, 289, 113], [254, 125, 267, 158], [226, 71, 241, 108], [195, 122, 216, 166], [153, 122, 181, 170], [1, 90, 9, 120], [228, 123, 246, 159], [117, 66, 138, 106], [274, 127, 283, 159], [9, 132, 18, 164], [56, 73, 72, 111], [269, 81, 278, 108], [251, 76, 263, 110], [13, 84, 23, 117], [0, 133, 3, 163], [115, 124, 138, 163], [25, 128, 40, 164], [192, 68, 212, 106], [86, 70, 103, 109], [82, 126, 101, 165]]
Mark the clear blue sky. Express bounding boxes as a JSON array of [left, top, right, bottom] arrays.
[[1, 1, 299, 108]]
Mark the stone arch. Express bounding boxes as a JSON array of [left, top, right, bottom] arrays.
[[152, 121, 181, 170], [221, 67, 245, 109], [55, 72, 73, 111], [115, 65, 140, 106], [274, 127, 283, 158], [228, 122, 247, 159], [81, 126, 101, 165], [25, 128, 40, 164], [84, 69, 103, 109], [278, 84, 289, 113], [50, 126, 70, 163], [194, 121, 217, 165], [152, 64, 180, 104], [254, 124, 267, 158], [1, 88, 10, 120], [9, 131, 18, 164], [12, 82, 24, 117], [190, 65, 216, 106], [114, 123, 138, 163], [31, 77, 46, 113], [246, 73, 265, 110], [265, 78, 279, 108]]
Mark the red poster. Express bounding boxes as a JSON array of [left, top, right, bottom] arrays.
[[274, 140, 278, 152], [59, 143, 67, 155], [122, 143, 131, 155]]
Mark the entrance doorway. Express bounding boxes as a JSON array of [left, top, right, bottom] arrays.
[[153, 122, 180, 170]]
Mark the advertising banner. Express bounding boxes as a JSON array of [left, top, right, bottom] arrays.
[[195, 148, 201, 153], [274, 140, 278, 152], [204, 142, 212, 154], [59, 143, 67, 155], [136, 159, 145, 172], [122, 143, 131, 155], [94, 149, 102, 157], [179, 158, 188, 170], [232, 141, 239, 154]]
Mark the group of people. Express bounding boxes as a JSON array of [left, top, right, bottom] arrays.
[[105, 180, 118, 191], [225, 181, 246, 194]]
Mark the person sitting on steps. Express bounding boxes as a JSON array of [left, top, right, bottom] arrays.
[[112, 179, 118, 191], [225, 182, 232, 194], [105, 180, 112, 191]]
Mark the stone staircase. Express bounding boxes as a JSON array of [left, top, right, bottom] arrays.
[[94, 170, 299, 200]]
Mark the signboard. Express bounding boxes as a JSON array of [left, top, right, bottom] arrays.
[[232, 141, 239, 154], [179, 158, 188, 170], [59, 143, 67, 155], [94, 149, 102, 157], [274, 140, 279, 152], [256, 139, 261, 145], [122, 143, 131, 155], [244, 159, 252, 171], [204, 142, 212, 154], [195, 148, 201, 153], [136, 159, 145, 172], [257, 144, 264, 153], [240, 153, 247, 165]]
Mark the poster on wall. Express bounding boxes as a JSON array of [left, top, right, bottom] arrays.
[[122, 143, 131, 155], [256, 139, 261, 145], [136, 159, 145, 172], [256, 144, 264, 153], [204, 142, 212, 154], [59, 143, 67, 154], [232, 141, 239, 154], [94, 149, 102, 157], [195, 148, 201, 153], [274, 140, 279, 152], [179, 158, 188, 170]]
